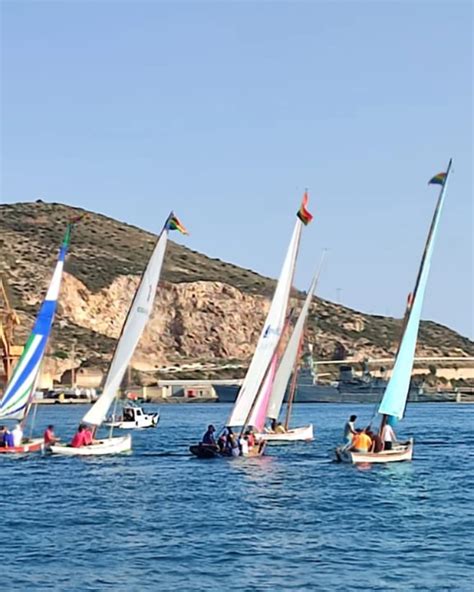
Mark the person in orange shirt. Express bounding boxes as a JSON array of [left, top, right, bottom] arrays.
[[350, 428, 372, 453]]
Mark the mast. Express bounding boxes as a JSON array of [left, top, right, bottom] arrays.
[[378, 160, 453, 432], [284, 333, 304, 430], [283, 250, 326, 429]]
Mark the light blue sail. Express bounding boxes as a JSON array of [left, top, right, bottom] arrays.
[[0, 223, 75, 420], [378, 161, 452, 422]]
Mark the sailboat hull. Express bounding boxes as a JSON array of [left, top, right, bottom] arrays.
[[49, 435, 132, 456], [335, 439, 414, 464], [189, 442, 265, 458], [0, 438, 44, 454], [257, 424, 314, 443]]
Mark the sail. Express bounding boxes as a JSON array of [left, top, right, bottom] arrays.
[[266, 267, 321, 420], [82, 214, 175, 427], [227, 211, 306, 427], [247, 353, 278, 431], [0, 224, 74, 420], [378, 161, 452, 420]]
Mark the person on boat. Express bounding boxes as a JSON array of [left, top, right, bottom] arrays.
[[3, 428, 15, 448], [343, 415, 357, 446], [202, 424, 217, 446], [83, 425, 94, 446], [3, 427, 15, 448], [275, 422, 286, 434], [240, 435, 249, 456], [11, 423, 23, 447], [225, 428, 240, 457], [217, 429, 228, 452], [43, 425, 60, 445], [0, 425, 8, 447], [270, 418, 277, 432], [350, 428, 372, 453], [245, 428, 256, 448], [70, 424, 87, 448], [381, 422, 397, 451], [368, 429, 384, 453]]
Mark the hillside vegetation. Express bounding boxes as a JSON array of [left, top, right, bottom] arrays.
[[1, 201, 472, 379]]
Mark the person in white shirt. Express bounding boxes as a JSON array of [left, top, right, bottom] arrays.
[[239, 437, 249, 456], [11, 423, 23, 447], [381, 423, 396, 451]]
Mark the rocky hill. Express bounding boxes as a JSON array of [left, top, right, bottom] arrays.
[[0, 201, 472, 382]]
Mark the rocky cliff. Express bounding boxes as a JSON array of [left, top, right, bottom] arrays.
[[1, 201, 472, 381]]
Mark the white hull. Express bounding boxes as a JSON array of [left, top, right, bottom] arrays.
[[49, 435, 132, 456], [258, 424, 314, 443], [335, 439, 414, 464], [104, 412, 159, 430]]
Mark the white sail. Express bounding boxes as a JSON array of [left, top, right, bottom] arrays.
[[82, 227, 169, 427], [227, 220, 302, 427], [266, 267, 321, 420]]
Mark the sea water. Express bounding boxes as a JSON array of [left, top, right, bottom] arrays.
[[1, 403, 473, 591]]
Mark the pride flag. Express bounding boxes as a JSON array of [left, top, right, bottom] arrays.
[[167, 213, 189, 235], [428, 172, 447, 186]]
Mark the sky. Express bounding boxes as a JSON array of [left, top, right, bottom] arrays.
[[1, 0, 472, 339]]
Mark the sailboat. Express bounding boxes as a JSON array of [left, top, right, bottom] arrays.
[[336, 160, 452, 464], [190, 193, 313, 458], [50, 212, 188, 456], [257, 256, 325, 443], [0, 218, 79, 454]]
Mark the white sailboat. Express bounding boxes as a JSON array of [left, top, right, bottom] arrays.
[[0, 218, 79, 454], [190, 193, 313, 458], [258, 257, 325, 443], [336, 160, 453, 464], [50, 212, 188, 456]]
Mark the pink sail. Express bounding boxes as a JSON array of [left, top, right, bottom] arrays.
[[249, 354, 278, 432]]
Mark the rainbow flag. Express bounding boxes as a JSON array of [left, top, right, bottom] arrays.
[[297, 191, 313, 225], [428, 172, 447, 186], [167, 213, 189, 235]]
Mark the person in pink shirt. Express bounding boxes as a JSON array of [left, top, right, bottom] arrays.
[[83, 426, 94, 446], [70, 425, 87, 448], [43, 425, 59, 445]]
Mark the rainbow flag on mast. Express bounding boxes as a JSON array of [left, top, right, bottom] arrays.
[[428, 172, 447, 186], [166, 212, 189, 235]]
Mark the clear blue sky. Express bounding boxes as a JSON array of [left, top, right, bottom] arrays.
[[1, 1, 472, 339]]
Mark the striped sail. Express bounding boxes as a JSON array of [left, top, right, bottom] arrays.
[[266, 265, 321, 421], [82, 214, 172, 427], [227, 217, 303, 428], [0, 224, 74, 420], [378, 161, 452, 421]]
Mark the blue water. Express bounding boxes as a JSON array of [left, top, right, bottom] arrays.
[[1, 403, 473, 591]]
